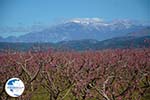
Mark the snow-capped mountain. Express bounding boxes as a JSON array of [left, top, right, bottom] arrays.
[[0, 18, 149, 43], [67, 18, 104, 25]]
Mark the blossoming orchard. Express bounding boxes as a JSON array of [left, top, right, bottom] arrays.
[[0, 49, 150, 100]]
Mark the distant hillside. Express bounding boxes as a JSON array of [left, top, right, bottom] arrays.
[[94, 36, 150, 50], [128, 27, 150, 36], [0, 36, 149, 51]]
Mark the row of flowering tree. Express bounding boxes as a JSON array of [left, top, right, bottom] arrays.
[[0, 48, 150, 100]]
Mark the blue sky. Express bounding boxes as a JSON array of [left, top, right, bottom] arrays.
[[0, 0, 150, 37]]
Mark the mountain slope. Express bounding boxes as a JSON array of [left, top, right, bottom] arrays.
[[128, 27, 150, 36], [0, 36, 149, 51], [94, 36, 150, 50], [0, 19, 149, 43]]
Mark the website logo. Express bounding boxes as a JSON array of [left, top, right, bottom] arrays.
[[5, 78, 25, 97]]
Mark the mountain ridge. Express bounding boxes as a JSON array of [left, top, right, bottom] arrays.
[[0, 19, 149, 43], [0, 36, 149, 51]]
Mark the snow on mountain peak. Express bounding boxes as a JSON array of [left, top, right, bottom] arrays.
[[110, 19, 140, 28], [68, 18, 104, 24]]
